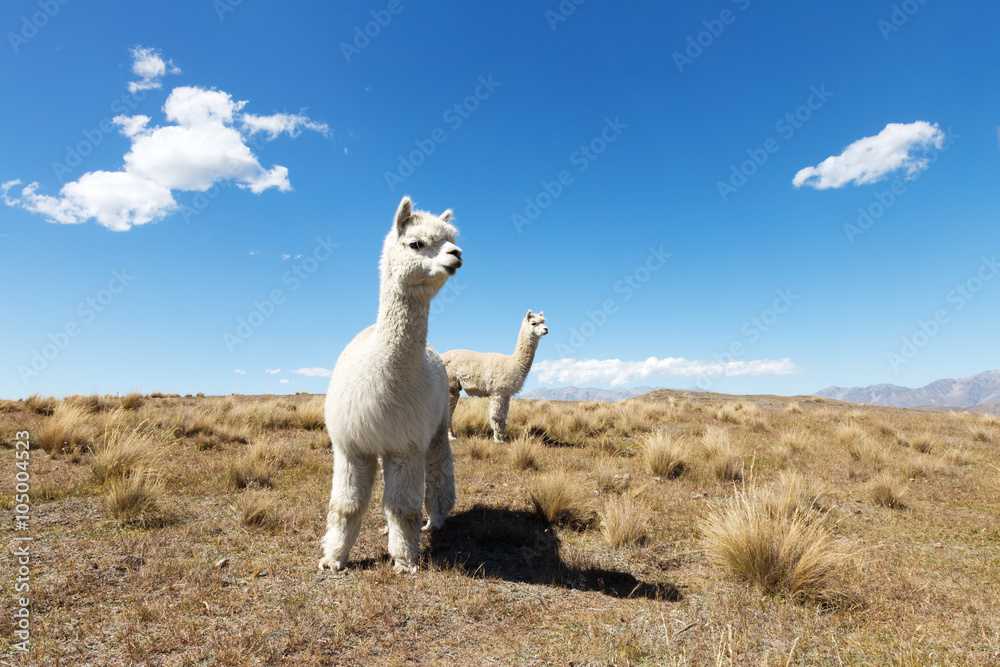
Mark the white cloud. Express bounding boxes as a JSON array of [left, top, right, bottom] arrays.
[[241, 112, 331, 140], [265, 368, 281, 374], [279, 379, 290, 384], [128, 46, 180, 93], [234, 369, 246, 375], [532, 357, 800, 387], [3, 49, 328, 231], [291, 367, 333, 378], [793, 121, 945, 189]]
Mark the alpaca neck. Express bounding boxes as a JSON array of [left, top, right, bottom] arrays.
[[374, 281, 429, 366], [507, 329, 540, 391]]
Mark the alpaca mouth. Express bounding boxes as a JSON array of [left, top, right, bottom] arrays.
[[445, 258, 462, 275]]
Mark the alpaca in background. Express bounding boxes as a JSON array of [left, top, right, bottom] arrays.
[[443, 310, 548, 442]]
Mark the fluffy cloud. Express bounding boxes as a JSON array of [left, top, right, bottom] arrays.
[[265, 368, 281, 374], [291, 367, 333, 378], [234, 369, 246, 375], [532, 357, 800, 387], [241, 112, 331, 140], [279, 379, 290, 384], [3, 47, 329, 231], [128, 46, 180, 93], [793, 121, 945, 189]]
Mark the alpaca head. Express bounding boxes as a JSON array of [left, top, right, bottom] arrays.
[[523, 310, 549, 339], [381, 196, 462, 301]]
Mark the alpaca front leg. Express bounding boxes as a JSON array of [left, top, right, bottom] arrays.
[[319, 450, 377, 571], [381, 452, 425, 573], [423, 419, 456, 531], [489, 394, 510, 442]]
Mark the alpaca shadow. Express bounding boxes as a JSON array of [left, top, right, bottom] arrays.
[[426, 504, 681, 602]]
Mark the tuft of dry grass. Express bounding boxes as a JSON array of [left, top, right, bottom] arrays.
[[25, 393, 57, 415], [464, 437, 495, 461], [237, 490, 282, 530], [228, 439, 282, 489], [105, 469, 167, 527], [765, 471, 829, 519], [967, 424, 994, 443], [120, 391, 145, 411], [840, 425, 883, 467], [643, 432, 686, 478], [529, 473, 590, 527], [599, 495, 649, 547], [777, 427, 809, 455], [593, 456, 630, 493], [90, 422, 164, 484], [701, 484, 847, 603], [702, 426, 744, 482], [37, 403, 93, 456], [510, 435, 543, 471], [867, 472, 907, 509], [785, 403, 803, 414], [293, 396, 326, 430]]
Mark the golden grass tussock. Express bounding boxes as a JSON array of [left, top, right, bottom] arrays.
[[643, 431, 686, 478], [700, 483, 847, 603], [967, 424, 994, 443], [529, 473, 591, 527], [784, 402, 803, 414], [90, 422, 165, 484], [509, 435, 544, 471], [37, 402, 94, 456], [105, 469, 167, 527], [765, 471, 829, 519], [450, 397, 492, 438], [867, 472, 907, 509], [593, 456, 630, 493], [839, 425, 884, 467], [599, 495, 649, 547], [464, 437, 495, 461], [293, 396, 326, 430], [237, 490, 282, 530], [228, 439, 286, 489], [777, 427, 809, 454], [701, 426, 744, 482], [25, 393, 57, 415], [120, 391, 145, 411], [64, 393, 114, 413]]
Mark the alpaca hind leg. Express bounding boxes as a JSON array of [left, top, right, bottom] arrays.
[[489, 394, 510, 442], [381, 452, 426, 573], [423, 418, 456, 531], [447, 388, 460, 438], [319, 449, 377, 571]]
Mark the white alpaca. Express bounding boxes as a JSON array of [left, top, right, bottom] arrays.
[[319, 196, 462, 574], [442, 310, 548, 442]]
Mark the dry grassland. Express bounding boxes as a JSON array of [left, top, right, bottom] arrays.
[[1, 389, 999, 665]]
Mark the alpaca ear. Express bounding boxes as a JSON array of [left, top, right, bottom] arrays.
[[395, 196, 413, 234], [440, 209, 453, 223], [538, 311, 544, 317], [526, 309, 533, 319]]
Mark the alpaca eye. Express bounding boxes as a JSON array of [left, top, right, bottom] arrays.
[[408, 241, 425, 250]]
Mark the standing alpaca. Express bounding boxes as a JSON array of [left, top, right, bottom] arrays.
[[319, 196, 462, 574], [442, 310, 548, 442]]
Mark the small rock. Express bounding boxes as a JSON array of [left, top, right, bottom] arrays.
[[214, 557, 229, 569]]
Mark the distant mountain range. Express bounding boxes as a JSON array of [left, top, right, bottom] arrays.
[[815, 370, 1000, 409], [520, 386, 661, 402]]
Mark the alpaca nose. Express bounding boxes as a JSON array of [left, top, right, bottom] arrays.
[[448, 245, 462, 267]]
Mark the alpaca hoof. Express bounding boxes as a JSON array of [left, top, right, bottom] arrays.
[[393, 562, 419, 575], [318, 557, 344, 572], [422, 516, 443, 532]]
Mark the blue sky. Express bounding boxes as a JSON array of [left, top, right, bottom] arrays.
[[2, 0, 999, 399]]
